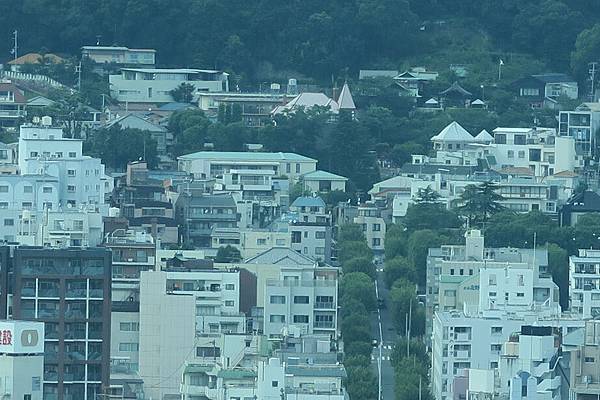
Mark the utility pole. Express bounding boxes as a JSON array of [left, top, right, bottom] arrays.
[[75, 61, 82, 91], [589, 62, 598, 102], [11, 30, 18, 61]]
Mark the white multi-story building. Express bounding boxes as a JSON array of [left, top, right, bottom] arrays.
[[109, 68, 229, 103], [18, 120, 109, 212], [569, 248, 600, 318], [558, 102, 600, 156], [431, 250, 578, 400], [353, 201, 386, 254], [138, 266, 256, 400], [177, 151, 317, 182], [0, 320, 45, 400], [82, 46, 156, 67], [287, 196, 333, 262]]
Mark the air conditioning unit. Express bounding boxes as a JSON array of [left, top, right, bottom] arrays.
[[582, 375, 593, 384]]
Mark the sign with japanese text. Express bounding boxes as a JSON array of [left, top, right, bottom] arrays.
[[0, 321, 44, 354]]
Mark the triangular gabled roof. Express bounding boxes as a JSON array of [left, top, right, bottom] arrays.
[[440, 81, 472, 96], [27, 95, 56, 107], [424, 98, 439, 105], [430, 121, 474, 142], [474, 129, 494, 142], [244, 247, 316, 266], [471, 99, 486, 105], [337, 82, 356, 110], [105, 113, 166, 132]]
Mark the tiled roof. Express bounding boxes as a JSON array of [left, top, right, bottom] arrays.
[[178, 151, 316, 162]]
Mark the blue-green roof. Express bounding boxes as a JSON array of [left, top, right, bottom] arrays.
[[184, 364, 213, 374], [216, 369, 257, 379], [303, 170, 348, 181], [178, 151, 316, 162]]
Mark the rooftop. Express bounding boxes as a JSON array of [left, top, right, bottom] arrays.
[[178, 151, 316, 162], [431, 121, 474, 142], [302, 170, 348, 181], [121, 68, 227, 75], [244, 247, 316, 266], [291, 196, 326, 208]]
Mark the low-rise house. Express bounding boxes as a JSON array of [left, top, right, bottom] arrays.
[[0, 81, 27, 130], [558, 102, 600, 156], [513, 73, 578, 109], [178, 192, 238, 247], [301, 170, 347, 193], [560, 190, 600, 226], [197, 92, 291, 127], [109, 68, 229, 104], [82, 45, 156, 70], [7, 52, 65, 72], [438, 81, 473, 108], [286, 196, 333, 263]]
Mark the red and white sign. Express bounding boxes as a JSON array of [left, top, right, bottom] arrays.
[[0, 321, 44, 354]]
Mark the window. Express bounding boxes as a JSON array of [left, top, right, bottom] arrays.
[[67, 169, 76, 177], [514, 135, 526, 145], [315, 247, 325, 255], [291, 231, 301, 243], [197, 346, 220, 357], [495, 134, 506, 144], [22, 202, 32, 209], [4, 218, 13, 226], [293, 315, 309, 323], [490, 361, 498, 369], [450, 269, 455, 276], [491, 327, 502, 335], [42, 187, 52, 193], [585, 356, 595, 363], [315, 231, 326, 239], [0, 150, 7, 160], [286, 163, 291, 173], [373, 223, 381, 231], [507, 150, 514, 159], [55, 152, 62, 158], [30, 152, 38, 157], [270, 296, 286, 304], [372, 238, 381, 246], [256, 238, 267, 245], [0, 185, 8, 193], [490, 344, 502, 352], [119, 342, 139, 352], [272, 381, 279, 388], [224, 300, 234, 306], [521, 88, 539, 96], [488, 275, 497, 285], [516, 292, 525, 297], [69, 152, 76, 158], [225, 284, 235, 290], [269, 315, 285, 323], [294, 296, 309, 304], [0, 202, 7, 208], [489, 292, 497, 297], [120, 322, 139, 331], [295, 163, 300, 173], [23, 185, 33, 193], [67, 185, 76, 193], [518, 150, 525, 159]]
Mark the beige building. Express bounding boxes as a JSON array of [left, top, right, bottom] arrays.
[[353, 201, 386, 254], [569, 320, 600, 398]]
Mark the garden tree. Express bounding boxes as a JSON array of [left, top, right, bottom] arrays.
[[384, 256, 415, 288], [30, 93, 90, 138], [404, 187, 461, 232], [168, 109, 212, 156], [205, 122, 250, 151], [407, 230, 448, 286], [338, 224, 366, 243], [340, 272, 376, 311], [390, 278, 426, 337], [215, 245, 241, 263], [548, 244, 569, 309], [343, 257, 376, 279], [289, 182, 311, 203], [394, 358, 433, 400], [320, 189, 354, 207], [344, 341, 373, 359], [339, 298, 368, 320], [457, 181, 505, 226], [391, 337, 429, 366], [343, 355, 371, 368], [84, 125, 158, 170], [572, 23, 600, 80], [389, 142, 425, 167], [169, 83, 196, 103], [217, 103, 243, 124]]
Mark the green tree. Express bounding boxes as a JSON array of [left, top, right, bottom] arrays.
[[404, 188, 461, 232], [345, 366, 378, 400], [341, 313, 372, 344], [389, 278, 425, 337], [384, 256, 415, 288], [572, 23, 600, 81], [407, 230, 447, 286], [85, 125, 158, 170], [548, 244, 568, 310], [338, 224, 366, 243], [215, 245, 241, 263], [457, 181, 505, 226], [169, 83, 196, 103], [343, 257, 376, 279], [341, 272, 376, 311], [338, 241, 372, 264]]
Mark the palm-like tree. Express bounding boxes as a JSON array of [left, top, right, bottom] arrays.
[[458, 181, 505, 226]]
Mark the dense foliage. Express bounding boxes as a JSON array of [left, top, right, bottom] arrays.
[[3, 0, 600, 85]]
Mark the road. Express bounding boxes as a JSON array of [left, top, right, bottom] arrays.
[[372, 265, 397, 400]]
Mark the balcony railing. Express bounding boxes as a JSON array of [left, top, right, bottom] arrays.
[[315, 302, 335, 309]]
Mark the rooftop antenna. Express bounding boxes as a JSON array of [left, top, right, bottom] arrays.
[[588, 62, 597, 102], [10, 30, 18, 61]]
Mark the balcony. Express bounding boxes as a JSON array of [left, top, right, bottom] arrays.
[[0, 110, 23, 118], [453, 350, 471, 359], [314, 321, 335, 329], [179, 384, 217, 399], [454, 332, 472, 341], [315, 302, 335, 309]]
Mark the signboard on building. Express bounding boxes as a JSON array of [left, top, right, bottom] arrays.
[[0, 320, 44, 354]]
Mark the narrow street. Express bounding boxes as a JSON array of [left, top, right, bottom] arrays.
[[371, 265, 397, 400]]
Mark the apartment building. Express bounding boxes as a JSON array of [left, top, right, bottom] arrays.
[[138, 267, 256, 400], [287, 196, 333, 263], [301, 170, 348, 194], [353, 201, 386, 254], [568, 320, 600, 398], [11, 247, 112, 400], [0, 81, 26, 130], [569, 249, 600, 318], [210, 227, 290, 259], [0, 320, 45, 400], [109, 68, 229, 104], [18, 121, 108, 211], [426, 230, 551, 336], [179, 192, 238, 247], [177, 151, 317, 183]]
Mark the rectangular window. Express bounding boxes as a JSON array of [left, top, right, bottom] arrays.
[[507, 150, 514, 159], [224, 300, 234, 306], [269, 315, 285, 323], [0, 186, 8, 193], [225, 284, 235, 290], [3, 218, 14, 226], [286, 163, 291, 173], [516, 292, 525, 297], [22, 202, 32, 209], [118, 342, 139, 352], [372, 238, 381, 246], [373, 223, 381, 231], [67, 185, 76, 193], [23, 185, 33, 193], [67, 169, 76, 177], [293, 315, 309, 323], [42, 187, 52, 193], [69, 152, 77, 158], [270, 296, 286, 304], [295, 163, 300, 173], [256, 238, 267, 245], [315, 231, 326, 239], [490, 344, 502, 352], [491, 327, 502, 334], [294, 296, 310, 304]]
